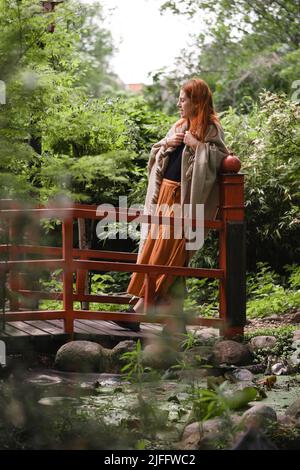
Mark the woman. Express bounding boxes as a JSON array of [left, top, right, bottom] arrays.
[[116, 78, 229, 332]]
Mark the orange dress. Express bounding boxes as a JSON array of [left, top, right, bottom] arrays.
[[126, 178, 187, 300]]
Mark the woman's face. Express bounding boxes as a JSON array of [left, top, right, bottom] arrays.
[[177, 90, 194, 119]]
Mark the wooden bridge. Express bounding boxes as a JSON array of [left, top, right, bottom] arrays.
[[0, 156, 246, 352]]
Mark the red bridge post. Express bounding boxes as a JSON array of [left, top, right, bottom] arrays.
[[62, 214, 74, 336], [218, 155, 246, 338]]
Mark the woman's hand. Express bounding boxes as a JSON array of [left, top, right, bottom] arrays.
[[165, 132, 185, 148], [183, 131, 200, 151]]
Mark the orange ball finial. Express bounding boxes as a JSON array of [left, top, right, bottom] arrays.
[[221, 154, 241, 173]]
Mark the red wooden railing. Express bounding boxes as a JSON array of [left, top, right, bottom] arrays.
[[0, 156, 246, 339]]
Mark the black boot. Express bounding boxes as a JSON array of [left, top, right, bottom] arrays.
[[112, 306, 141, 332]]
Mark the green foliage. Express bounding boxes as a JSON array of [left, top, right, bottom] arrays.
[[285, 264, 300, 290], [0, 0, 174, 250], [120, 341, 167, 440], [180, 330, 199, 351], [73, 1, 118, 96], [189, 382, 257, 422], [190, 386, 228, 421], [247, 291, 300, 319], [0, 0, 118, 200], [121, 340, 161, 386], [224, 386, 258, 411], [245, 326, 295, 365], [121, 339, 145, 383], [246, 262, 300, 318], [182, 262, 300, 321], [183, 277, 219, 318], [222, 92, 300, 271], [176, 91, 299, 274], [156, 0, 300, 111], [165, 0, 300, 49], [244, 325, 295, 345]]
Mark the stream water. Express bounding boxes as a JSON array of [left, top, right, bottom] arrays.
[[1, 358, 300, 449]]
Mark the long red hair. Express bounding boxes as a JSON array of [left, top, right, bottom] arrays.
[[176, 78, 220, 142]]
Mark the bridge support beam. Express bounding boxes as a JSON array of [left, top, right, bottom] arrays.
[[219, 172, 246, 338]]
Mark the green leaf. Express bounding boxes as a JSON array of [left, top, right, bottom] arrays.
[[224, 387, 258, 410]]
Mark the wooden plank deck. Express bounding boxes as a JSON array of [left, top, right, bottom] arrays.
[[0, 318, 166, 354]]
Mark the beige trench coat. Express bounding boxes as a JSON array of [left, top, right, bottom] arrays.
[[137, 121, 230, 265]]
